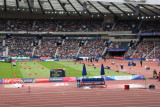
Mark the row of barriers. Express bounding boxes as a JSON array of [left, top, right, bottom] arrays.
[[0, 75, 145, 84]]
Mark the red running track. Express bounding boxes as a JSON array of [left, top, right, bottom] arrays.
[[0, 79, 160, 107], [0, 59, 159, 107]]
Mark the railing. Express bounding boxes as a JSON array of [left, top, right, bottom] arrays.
[[0, 31, 133, 35]]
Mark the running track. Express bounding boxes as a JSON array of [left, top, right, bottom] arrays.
[[0, 80, 160, 107], [1, 59, 160, 107]]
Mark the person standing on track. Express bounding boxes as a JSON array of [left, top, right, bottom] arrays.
[[158, 56, 160, 66], [158, 72, 160, 81], [140, 60, 142, 67]]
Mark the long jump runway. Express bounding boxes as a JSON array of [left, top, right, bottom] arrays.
[[0, 80, 160, 107]]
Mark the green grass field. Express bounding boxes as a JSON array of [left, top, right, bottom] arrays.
[[0, 61, 130, 78]]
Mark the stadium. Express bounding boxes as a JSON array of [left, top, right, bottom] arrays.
[[0, 0, 160, 106]]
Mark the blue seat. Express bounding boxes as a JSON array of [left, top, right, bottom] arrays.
[[93, 78, 97, 82], [97, 78, 101, 82], [82, 78, 87, 83], [100, 78, 104, 82], [86, 78, 90, 82], [90, 78, 94, 82]]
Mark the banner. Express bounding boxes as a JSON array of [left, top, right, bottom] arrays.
[[49, 77, 63, 82], [114, 56, 124, 60], [136, 32, 159, 36], [21, 78, 35, 83], [124, 58, 145, 61], [67, 37, 101, 40], [103, 75, 145, 80], [34, 59, 40, 61], [12, 59, 17, 62], [3, 78, 21, 84], [41, 59, 59, 61], [0, 79, 3, 84], [146, 59, 159, 61], [12, 57, 30, 59], [63, 77, 76, 82], [23, 59, 29, 62], [40, 57, 52, 59], [132, 75, 145, 80], [35, 78, 50, 83], [17, 59, 23, 62], [108, 49, 127, 52]]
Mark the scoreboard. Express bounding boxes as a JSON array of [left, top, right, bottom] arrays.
[[50, 69, 65, 77]]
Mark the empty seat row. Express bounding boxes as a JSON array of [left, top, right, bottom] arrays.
[[82, 78, 104, 83]]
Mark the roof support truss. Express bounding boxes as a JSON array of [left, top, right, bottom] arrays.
[[48, 0, 55, 12], [129, 4, 148, 16], [87, 1, 104, 16], [98, 2, 117, 17], [67, 0, 81, 16], [77, 0, 91, 15], [37, 0, 45, 14]]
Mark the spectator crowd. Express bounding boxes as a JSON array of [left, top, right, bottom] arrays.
[[57, 39, 80, 59], [7, 38, 34, 57], [79, 39, 106, 57], [133, 40, 157, 58], [34, 39, 57, 57], [1, 19, 160, 33]]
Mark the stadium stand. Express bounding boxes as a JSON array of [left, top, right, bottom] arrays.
[[1, 19, 160, 33], [0, 19, 112, 32], [34, 39, 57, 57], [140, 21, 160, 33], [57, 39, 80, 59], [133, 40, 158, 58], [79, 39, 106, 57], [124, 47, 135, 58], [147, 42, 160, 59], [7, 38, 34, 57], [113, 20, 139, 31]]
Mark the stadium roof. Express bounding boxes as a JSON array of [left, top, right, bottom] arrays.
[[0, 0, 160, 18]]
